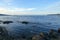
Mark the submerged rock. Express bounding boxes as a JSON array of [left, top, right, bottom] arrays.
[[0, 20, 3, 24], [0, 20, 3, 22]]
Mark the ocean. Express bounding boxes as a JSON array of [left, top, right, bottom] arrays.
[[0, 15, 60, 37]]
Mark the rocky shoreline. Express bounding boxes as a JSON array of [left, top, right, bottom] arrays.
[[0, 26, 60, 40]]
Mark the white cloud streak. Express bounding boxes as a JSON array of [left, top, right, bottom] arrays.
[[42, 1, 60, 14], [0, 7, 36, 15]]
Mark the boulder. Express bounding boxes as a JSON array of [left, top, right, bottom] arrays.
[[48, 29, 58, 39]]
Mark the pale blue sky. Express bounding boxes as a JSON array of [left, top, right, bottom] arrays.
[[0, 0, 60, 15]]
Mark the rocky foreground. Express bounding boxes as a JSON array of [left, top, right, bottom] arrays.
[[0, 26, 60, 40]]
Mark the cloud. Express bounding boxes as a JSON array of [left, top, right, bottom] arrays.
[[0, 7, 36, 15], [0, 1, 60, 15], [2, 0, 14, 5], [14, 8, 36, 11], [42, 1, 60, 14]]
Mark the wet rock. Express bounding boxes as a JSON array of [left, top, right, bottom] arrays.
[[32, 33, 46, 40], [3, 21, 13, 24], [48, 29, 58, 39], [58, 28, 60, 33], [40, 32, 45, 37], [0, 27, 9, 40], [32, 32, 46, 40], [39, 32, 47, 40], [22, 34, 26, 39], [20, 21, 29, 24], [32, 35, 40, 40]]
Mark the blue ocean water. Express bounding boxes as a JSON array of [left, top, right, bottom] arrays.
[[0, 15, 60, 37]]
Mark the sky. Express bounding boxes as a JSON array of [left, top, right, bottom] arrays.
[[0, 0, 60, 15]]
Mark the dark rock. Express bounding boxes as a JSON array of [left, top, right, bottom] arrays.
[[21, 34, 26, 39], [48, 29, 58, 39], [3, 21, 13, 24], [58, 28, 60, 33], [21, 21, 29, 24]]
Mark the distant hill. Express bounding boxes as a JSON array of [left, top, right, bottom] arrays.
[[0, 14, 60, 16], [0, 14, 10, 16], [47, 14, 60, 16]]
